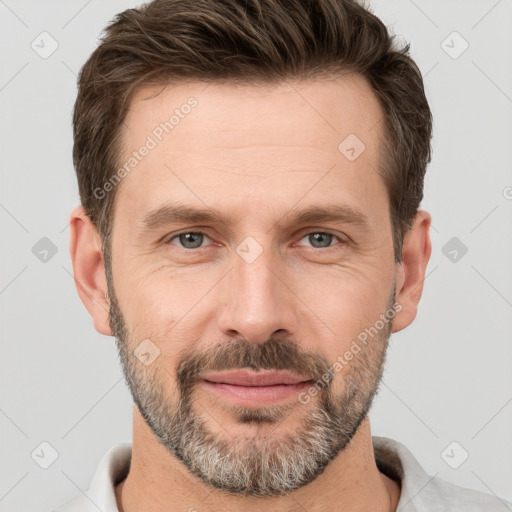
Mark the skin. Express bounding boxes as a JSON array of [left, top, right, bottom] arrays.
[[69, 74, 431, 511]]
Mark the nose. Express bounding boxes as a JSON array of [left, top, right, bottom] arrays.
[[215, 241, 298, 345]]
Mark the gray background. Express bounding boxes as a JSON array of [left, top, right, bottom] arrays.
[[1, 0, 511, 511]]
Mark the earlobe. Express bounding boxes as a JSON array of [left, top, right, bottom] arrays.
[[391, 210, 432, 333], [69, 206, 113, 336]]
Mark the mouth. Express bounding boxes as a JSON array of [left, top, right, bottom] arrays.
[[200, 370, 313, 407]]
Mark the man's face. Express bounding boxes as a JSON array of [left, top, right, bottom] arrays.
[[107, 75, 400, 496]]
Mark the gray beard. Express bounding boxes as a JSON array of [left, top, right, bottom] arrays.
[[107, 269, 393, 497]]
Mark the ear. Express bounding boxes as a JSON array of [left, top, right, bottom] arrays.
[[391, 210, 432, 333], [69, 206, 112, 336]]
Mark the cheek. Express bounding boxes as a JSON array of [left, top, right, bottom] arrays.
[[113, 257, 180, 322], [116, 269, 213, 367], [293, 266, 391, 341]]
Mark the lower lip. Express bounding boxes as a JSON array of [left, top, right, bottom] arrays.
[[201, 380, 313, 407]]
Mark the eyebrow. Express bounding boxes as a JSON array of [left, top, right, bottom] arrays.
[[137, 202, 371, 233]]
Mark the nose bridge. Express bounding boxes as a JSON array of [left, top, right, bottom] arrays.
[[216, 236, 295, 344]]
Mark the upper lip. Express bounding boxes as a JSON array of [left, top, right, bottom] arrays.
[[201, 370, 311, 387]]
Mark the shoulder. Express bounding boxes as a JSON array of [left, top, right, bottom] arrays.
[[372, 436, 512, 511], [418, 474, 512, 511], [49, 443, 131, 512]]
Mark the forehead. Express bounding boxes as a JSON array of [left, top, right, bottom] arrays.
[[122, 74, 383, 151], [114, 75, 387, 229]]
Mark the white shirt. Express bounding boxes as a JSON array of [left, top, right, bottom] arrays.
[[52, 436, 511, 511]]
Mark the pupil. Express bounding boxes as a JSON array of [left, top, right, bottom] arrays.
[[181, 233, 202, 248], [311, 233, 331, 247]]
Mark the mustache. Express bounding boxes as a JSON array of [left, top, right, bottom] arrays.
[[176, 337, 332, 394]]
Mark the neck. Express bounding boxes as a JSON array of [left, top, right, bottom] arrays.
[[116, 407, 400, 512]]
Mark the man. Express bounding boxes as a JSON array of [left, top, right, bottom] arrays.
[[56, 0, 511, 510]]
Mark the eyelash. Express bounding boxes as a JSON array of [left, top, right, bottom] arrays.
[[165, 230, 347, 250]]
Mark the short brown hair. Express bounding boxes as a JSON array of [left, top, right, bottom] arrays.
[[73, 0, 432, 264]]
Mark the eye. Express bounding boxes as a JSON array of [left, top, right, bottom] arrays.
[[296, 231, 344, 249], [165, 230, 345, 251], [167, 231, 211, 249]]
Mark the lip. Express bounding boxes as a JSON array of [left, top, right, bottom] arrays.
[[201, 369, 310, 387], [200, 370, 313, 407]]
